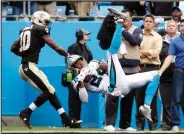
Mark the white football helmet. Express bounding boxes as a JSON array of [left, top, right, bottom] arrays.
[[67, 54, 84, 69], [31, 11, 51, 27]]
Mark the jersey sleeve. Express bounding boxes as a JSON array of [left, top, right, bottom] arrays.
[[32, 25, 50, 37], [168, 41, 176, 55]]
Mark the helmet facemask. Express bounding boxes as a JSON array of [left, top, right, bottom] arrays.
[[41, 19, 52, 27]]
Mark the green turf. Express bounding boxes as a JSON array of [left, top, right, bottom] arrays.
[[2, 126, 102, 131], [2, 126, 184, 132]]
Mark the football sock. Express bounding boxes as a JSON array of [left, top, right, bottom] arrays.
[[109, 23, 123, 54], [144, 104, 150, 109], [29, 102, 37, 111], [144, 75, 160, 105]]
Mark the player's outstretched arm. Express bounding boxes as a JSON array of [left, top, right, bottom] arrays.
[[88, 60, 108, 72], [158, 55, 174, 75], [71, 67, 91, 102], [42, 35, 68, 57], [78, 81, 88, 103], [11, 38, 21, 56], [99, 63, 108, 71]]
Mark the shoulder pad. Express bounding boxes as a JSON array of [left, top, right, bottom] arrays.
[[88, 60, 99, 70], [19, 27, 30, 35], [32, 25, 50, 34]]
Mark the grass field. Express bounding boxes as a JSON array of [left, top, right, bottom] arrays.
[[2, 126, 101, 131], [2, 126, 184, 134]]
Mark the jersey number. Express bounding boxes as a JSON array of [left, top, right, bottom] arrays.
[[90, 75, 102, 87], [20, 30, 31, 52]]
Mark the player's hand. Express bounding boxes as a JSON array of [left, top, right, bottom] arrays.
[[81, 67, 92, 76], [158, 70, 162, 76], [66, 53, 70, 58], [76, 67, 92, 82]]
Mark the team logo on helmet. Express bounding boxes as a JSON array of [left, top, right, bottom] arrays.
[[31, 11, 51, 27]]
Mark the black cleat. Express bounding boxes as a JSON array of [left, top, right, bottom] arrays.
[[63, 119, 83, 128], [70, 124, 81, 128], [71, 119, 83, 126], [19, 111, 32, 129], [108, 7, 127, 20]]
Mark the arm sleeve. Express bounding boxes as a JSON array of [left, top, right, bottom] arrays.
[[79, 87, 88, 103], [122, 28, 143, 46]]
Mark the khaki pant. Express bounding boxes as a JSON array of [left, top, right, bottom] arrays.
[[37, 2, 57, 16], [19, 62, 55, 95], [70, 2, 94, 16]]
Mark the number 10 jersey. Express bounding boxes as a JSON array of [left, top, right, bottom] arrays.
[[19, 25, 50, 64]]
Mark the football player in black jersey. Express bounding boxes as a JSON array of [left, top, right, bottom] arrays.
[[11, 11, 82, 129]]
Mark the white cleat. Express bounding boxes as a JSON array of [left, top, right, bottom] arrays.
[[103, 125, 116, 131], [117, 127, 136, 131], [139, 105, 153, 122], [171, 126, 179, 131], [108, 7, 127, 20]]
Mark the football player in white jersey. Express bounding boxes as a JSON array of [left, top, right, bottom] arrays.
[[67, 8, 161, 122], [67, 55, 159, 122]]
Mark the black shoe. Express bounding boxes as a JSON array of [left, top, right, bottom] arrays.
[[63, 119, 83, 128], [157, 128, 171, 131], [19, 110, 32, 129], [137, 127, 144, 131], [70, 124, 81, 128], [149, 128, 158, 131], [108, 7, 127, 20]]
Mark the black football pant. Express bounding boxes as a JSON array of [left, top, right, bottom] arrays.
[[68, 83, 82, 120], [20, 62, 63, 112], [97, 13, 116, 50], [105, 73, 136, 129], [159, 83, 172, 130], [136, 66, 158, 130]]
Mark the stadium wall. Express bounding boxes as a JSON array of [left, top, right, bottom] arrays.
[[2, 21, 184, 128]]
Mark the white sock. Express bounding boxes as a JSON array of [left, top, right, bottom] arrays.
[[29, 103, 37, 111], [144, 104, 150, 109], [57, 108, 65, 115]]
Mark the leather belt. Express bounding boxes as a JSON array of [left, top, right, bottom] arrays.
[[140, 64, 160, 68], [175, 66, 184, 72]]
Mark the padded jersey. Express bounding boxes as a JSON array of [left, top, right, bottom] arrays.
[[19, 24, 50, 64]]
